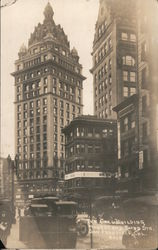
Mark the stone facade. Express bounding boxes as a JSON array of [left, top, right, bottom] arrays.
[[11, 3, 85, 205]]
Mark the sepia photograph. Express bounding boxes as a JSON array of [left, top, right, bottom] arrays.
[[0, 0, 158, 249]]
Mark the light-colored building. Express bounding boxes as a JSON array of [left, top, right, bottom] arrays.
[[11, 3, 85, 205]]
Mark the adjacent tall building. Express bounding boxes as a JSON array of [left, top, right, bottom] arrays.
[[91, 0, 137, 119], [113, 0, 158, 194], [137, 0, 158, 190], [93, 0, 158, 195], [12, 3, 85, 204]]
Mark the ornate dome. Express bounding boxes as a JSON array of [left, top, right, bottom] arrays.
[[28, 2, 70, 48], [19, 43, 27, 54]]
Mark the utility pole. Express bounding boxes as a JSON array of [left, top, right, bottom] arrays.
[[7, 155, 14, 214], [88, 189, 93, 249]]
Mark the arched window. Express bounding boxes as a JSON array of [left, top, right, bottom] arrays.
[[122, 55, 135, 66]]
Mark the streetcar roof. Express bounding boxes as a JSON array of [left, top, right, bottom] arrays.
[[30, 204, 48, 208], [55, 201, 77, 205]]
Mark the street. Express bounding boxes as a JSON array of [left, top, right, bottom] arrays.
[[76, 219, 126, 249], [6, 218, 126, 249]]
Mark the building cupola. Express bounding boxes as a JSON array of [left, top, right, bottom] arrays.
[[18, 43, 27, 58], [44, 2, 54, 21]]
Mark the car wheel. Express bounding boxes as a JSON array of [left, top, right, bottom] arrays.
[[78, 222, 89, 237]]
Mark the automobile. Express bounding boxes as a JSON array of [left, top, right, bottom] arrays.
[[122, 193, 158, 249], [19, 197, 78, 248], [77, 214, 89, 237]]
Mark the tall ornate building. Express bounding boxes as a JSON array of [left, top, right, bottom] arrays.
[[12, 3, 85, 205], [91, 0, 137, 119]]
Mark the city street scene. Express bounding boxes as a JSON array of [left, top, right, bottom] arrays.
[[1, 0, 158, 249]]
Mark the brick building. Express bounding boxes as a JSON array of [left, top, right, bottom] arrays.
[[11, 3, 85, 205], [62, 115, 117, 200], [113, 0, 158, 194], [91, 0, 137, 119], [137, 0, 158, 190], [113, 94, 139, 194]]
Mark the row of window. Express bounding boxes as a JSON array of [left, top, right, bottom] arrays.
[[51, 54, 80, 74], [123, 86, 136, 97], [18, 141, 47, 154], [16, 67, 49, 83], [66, 127, 114, 142], [66, 143, 101, 157], [120, 113, 136, 133], [16, 67, 82, 89], [94, 56, 136, 85], [16, 183, 55, 194], [94, 36, 112, 66], [17, 152, 47, 162], [97, 19, 108, 39], [18, 99, 47, 112], [52, 84, 81, 95], [22, 57, 41, 69], [53, 142, 64, 152], [18, 107, 47, 121], [53, 99, 78, 111], [53, 71, 82, 87], [22, 51, 78, 74], [17, 116, 47, 132], [53, 151, 64, 158], [18, 133, 47, 146], [94, 59, 112, 82], [97, 106, 113, 118], [17, 170, 48, 180], [121, 32, 136, 42], [65, 160, 103, 173], [96, 91, 112, 106], [17, 124, 47, 138], [17, 87, 48, 101], [123, 71, 136, 82]]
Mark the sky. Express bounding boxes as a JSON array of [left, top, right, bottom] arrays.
[[1, 0, 99, 158]]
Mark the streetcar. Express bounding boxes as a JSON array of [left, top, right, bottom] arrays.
[[19, 196, 78, 248]]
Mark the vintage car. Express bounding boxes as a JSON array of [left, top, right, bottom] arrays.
[[19, 197, 78, 248]]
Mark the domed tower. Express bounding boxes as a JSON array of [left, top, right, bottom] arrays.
[[71, 47, 79, 62], [12, 2, 86, 203], [18, 44, 27, 59]]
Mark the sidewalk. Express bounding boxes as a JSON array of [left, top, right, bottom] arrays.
[[6, 219, 26, 248]]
